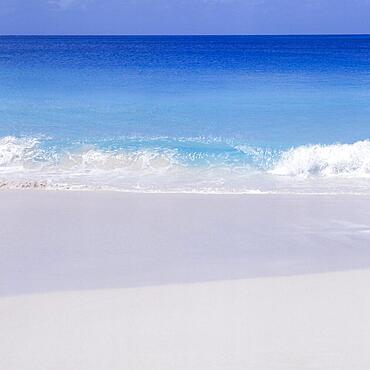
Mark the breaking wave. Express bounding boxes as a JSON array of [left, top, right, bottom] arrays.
[[0, 136, 180, 172], [1, 136, 370, 193], [0, 136, 42, 168], [272, 140, 370, 177]]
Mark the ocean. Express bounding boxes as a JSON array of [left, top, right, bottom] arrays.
[[0, 35, 370, 193]]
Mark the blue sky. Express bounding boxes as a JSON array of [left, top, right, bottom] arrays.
[[1, 0, 370, 35]]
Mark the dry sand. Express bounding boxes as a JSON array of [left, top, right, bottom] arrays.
[[1, 191, 370, 369]]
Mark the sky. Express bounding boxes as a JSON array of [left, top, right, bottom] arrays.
[[0, 0, 370, 35]]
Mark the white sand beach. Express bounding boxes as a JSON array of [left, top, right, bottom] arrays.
[[1, 191, 370, 369]]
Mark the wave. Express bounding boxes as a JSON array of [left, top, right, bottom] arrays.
[[0, 136, 180, 173], [271, 140, 370, 177], [0, 136, 41, 168], [61, 149, 179, 172], [1, 136, 370, 193]]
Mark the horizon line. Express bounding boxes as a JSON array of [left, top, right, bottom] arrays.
[[1, 33, 369, 37]]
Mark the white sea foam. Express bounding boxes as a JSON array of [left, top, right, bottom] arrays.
[[272, 140, 370, 177], [0, 136, 41, 168], [0, 136, 180, 173], [1, 136, 370, 193], [60, 149, 179, 172]]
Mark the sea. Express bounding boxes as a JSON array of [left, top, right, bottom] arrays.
[[0, 35, 370, 194]]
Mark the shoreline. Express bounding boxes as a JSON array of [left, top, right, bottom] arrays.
[[3, 185, 370, 196]]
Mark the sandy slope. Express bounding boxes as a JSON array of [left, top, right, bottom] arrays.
[[1, 269, 370, 370], [1, 191, 370, 369], [1, 191, 370, 295]]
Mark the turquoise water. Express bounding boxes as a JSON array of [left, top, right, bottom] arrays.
[[1, 35, 370, 193]]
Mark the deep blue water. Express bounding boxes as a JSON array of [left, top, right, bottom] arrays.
[[0, 35, 370, 193]]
